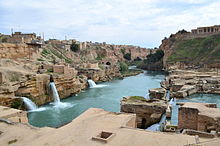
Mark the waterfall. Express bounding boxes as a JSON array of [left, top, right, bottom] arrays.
[[144, 93, 150, 100], [169, 98, 176, 106], [50, 82, 61, 103], [87, 79, 107, 88], [166, 90, 170, 101], [88, 79, 97, 88], [146, 114, 166, 131], [21, 97, 38, 111]]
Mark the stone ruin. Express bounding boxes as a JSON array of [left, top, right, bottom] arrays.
[[178, 102, 220, 136]]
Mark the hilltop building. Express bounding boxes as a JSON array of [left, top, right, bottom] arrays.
[[8, 32, 43, 45], [191, 25, 220, 34]]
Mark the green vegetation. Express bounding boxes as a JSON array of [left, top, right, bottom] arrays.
[[120, 48, 125, 54], [123, 53, 131, 60], [10, 100, 22, 109], [8, 139, 18, 145], [64, 58, 73, 64], [168, 34, 220, 64], [0, 35, 9, 42], [136, 49, 164, 70], [129, 96, 146, 101], [121, 69, 143, 77], [37, 58, 44, 62], [10, 74, 20, 82], [41, 49, 51, 56], [70, 43, 80, 52], [144, 50, 164, 64], [119, 62, 128, 72], [50, 48, 73, 64], [47, 68, 53, 73], [96, 54, 106, 60]]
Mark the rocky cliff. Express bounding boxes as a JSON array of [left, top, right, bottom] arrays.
[[120, 96, 167, 129], [159, 30, 220, 70]]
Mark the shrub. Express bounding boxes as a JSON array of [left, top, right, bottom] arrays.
[[144, 50, 164, 64], [70, 43, 80, 52], [11, 100, 22, 109], [119, 62, 128, 72], [41, 49, 50, 56], [96, 54, 106, 60], [120, 48, 125, 54], [123, 53, 131, 60], [37, 58, 44, 62]]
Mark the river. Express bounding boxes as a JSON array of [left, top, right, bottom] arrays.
[[28, 71, 165, 128]]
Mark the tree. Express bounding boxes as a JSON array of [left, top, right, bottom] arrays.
[[70, 43, 80, 52], [123, 53, 131, 60], [119, 62, 128, 72]]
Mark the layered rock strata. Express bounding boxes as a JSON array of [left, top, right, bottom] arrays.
[[120, 96, 167, 129]]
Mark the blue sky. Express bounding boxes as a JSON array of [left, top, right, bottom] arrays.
[[0, 0, 220, 48]]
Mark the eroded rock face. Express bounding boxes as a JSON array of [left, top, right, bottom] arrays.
[[149, 88, 166, 99], [0, 43, 39, 60], [78, 65, 122, 82], [15, 74, 88, 106], [120, 96, 167, 128]]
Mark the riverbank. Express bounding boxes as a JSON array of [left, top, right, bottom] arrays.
[[121, 69, 143, 77]]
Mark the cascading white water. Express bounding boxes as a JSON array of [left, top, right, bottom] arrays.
[[88, 79, 97, 88], [169, 98, 176, 106], [166, 90, 170, 101], [87, 79, 107, 88], [50, 82, 61, 103], [21, 97, 38, 111], [146, 114, 166, 131], [144, 93, 150, 100]]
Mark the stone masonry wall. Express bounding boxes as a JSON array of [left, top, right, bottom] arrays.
[[178, 107, 199, 130]]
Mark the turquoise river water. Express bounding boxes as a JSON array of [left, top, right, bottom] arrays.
[[28, 71, 166, 128]]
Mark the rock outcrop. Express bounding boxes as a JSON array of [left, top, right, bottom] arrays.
[[120, 96, 167, 129], [163, 70, 220, 98]]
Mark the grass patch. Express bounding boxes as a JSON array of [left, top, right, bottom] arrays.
[[96, 54, 106, 60], [41, 49, 51, 56], [8, 139, 18, 144], [121, 69, 143, 77], [129, 96, 146, 101], [37, 58, 44, 62], [10, 100, 22, 109], [168, 34, 220, 64], [10, 74, 20, 82]]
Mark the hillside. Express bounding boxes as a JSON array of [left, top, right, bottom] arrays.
[[160, 32, 220, 69]]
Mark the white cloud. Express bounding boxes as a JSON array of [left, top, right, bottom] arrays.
[[0, 0, 219, 47]]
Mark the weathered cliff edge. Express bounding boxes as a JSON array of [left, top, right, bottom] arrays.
[[0, 64, 123, 108], [120, 96, 167, 129]]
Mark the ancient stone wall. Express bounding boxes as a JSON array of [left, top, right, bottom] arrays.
[[178, 102, 220, 133], [0, 43, 39, 60], [178, 107, 198, 130]]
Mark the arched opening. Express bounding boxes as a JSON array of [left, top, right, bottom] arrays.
[[106, 62, 111, 65], [141, 118, 146, 129]]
